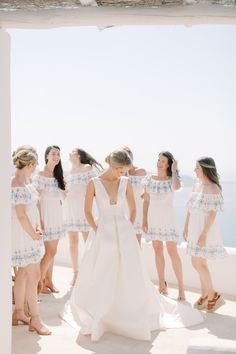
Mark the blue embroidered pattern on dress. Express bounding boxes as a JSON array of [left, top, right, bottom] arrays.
[[145, 177, 172, 194], [129, 175, 146, 188], [33, 175, 59, 192], [64, 219, 90, 232], [187, 192, 223, 212], [12, 247, 43, 267], [186, 242, 226, 259], [43, 226, 66, 241], [66, 171, 96, 187], [146, 228, 180, 242], [11, 186, 38, 205]]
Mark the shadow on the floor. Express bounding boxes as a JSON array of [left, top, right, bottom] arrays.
[[12, 326, 41, 354], [76, 330, 160, 354], [204, 312, 236, 341], [39, 287, 72, 327]]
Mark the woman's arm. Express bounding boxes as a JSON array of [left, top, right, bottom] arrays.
[[197, 211, 217, 247], [84, 180, 97, 232], [142, 191, 150, 233], [15, 204, 42, 240], [126, 180, 136, 224], [36, 201, 44, 231], [183, 211, 190, 241], [171, 160, 181, 191]]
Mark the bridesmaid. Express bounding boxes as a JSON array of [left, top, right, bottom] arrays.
[[142, 151, 185, 300], [11, 145, 38, 285], [122, 147, 147, 245], [34, 145, 66, 294], [11, 147, 51, 335], [64, 148, 103, 286], [184, 156, 226, 312]]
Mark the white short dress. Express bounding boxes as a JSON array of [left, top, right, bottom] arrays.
[[186, 190, 226, 259], [64, 170, 96, 232], [128, 175, 146, 234], [11, 184, 44, 267], [33, 174, 65, 242], [145, 176, 180, 243]]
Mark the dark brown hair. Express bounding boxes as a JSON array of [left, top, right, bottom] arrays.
[[158, 151, 180, 178], [198, 156, 221, 190], [45, 145, 65, 190], [75, 148, 103, 172]]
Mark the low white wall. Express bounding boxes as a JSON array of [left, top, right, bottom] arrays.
[[0, 29, 12, 354], [55, 236, 236, 297]]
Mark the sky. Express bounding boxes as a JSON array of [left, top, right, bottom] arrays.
[[8, 25, 236, 180]]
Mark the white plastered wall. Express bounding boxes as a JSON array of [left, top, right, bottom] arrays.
[[0, 29, 12, 354]]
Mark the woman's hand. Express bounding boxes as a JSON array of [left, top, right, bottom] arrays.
[[171, 159, 178, 174], [197, 232, 206, 247], [142, 219, 148, 233], [32, 230, 42, 241]]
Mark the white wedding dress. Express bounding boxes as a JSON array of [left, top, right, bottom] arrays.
[[68, 176, 203, 341]]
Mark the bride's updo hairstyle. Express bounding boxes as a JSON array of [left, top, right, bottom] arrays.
[[105, 149, 132, 168], [12, 148, 37, 170]]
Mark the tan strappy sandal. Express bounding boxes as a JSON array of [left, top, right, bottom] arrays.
[[12, 309, 30, 326], [207, 292, 225, 313], [193, 295, 208, 310], [29, 315, 52, 335]]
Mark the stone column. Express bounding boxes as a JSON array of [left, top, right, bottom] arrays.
[[0, 29, 12, 354]]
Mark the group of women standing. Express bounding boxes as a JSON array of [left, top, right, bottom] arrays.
[[11, 144, 226, 340]]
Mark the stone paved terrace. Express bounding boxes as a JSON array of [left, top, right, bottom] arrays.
[[12, 265, 236, 354], [0, 0, 235, 10], [1, 1, 236, 28]]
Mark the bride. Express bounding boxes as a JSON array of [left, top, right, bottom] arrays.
[[69, 149, 203, 341]]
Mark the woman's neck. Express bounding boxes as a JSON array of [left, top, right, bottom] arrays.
[[200, 177, 212, 186], [156, 169, 168, 179], [102, 169, 119, 182], [44, 163, 55, 175], [15, 169, 28, 184], [71, 161, 83, 171]]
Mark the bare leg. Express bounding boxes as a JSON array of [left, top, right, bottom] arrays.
[[69, 231, 79, 272], [44, 259, 59, 293], [69, 231, 79, 286], [40, 240, 59, 293], [166, 241, 185, 300], [12, 267, 30, 324], [25, 263, 41, 315], [192, 257, 208, 297], [191, 256, 225, 311], [25, 263, 51, 335], [192, 257, 214, 297], [152, 241, 167, 293]]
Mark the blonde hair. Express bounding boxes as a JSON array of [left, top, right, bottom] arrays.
[[105, 149, 132, 168], [121, 146, 134, 161], [12, 148, 37, 170], [13, 145, 37, 156]]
